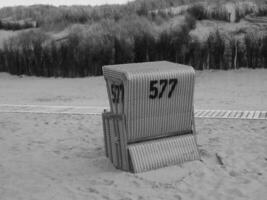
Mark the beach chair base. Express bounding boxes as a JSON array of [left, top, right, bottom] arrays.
[[102, 111, 200, 173]]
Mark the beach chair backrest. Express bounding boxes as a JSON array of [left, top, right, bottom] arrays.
[[103, 61, 195, 143]]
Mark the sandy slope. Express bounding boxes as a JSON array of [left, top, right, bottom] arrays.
[[0, 69, 267, 110], [0, 113, 266, 200]]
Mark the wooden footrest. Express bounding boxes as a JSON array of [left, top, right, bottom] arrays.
[[128, 134, 200, 173]]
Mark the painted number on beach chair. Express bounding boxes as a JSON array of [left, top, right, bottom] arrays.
[[111, 83, 124, 103], [149, 78, 177, 99], [168, 78, 178, 98]]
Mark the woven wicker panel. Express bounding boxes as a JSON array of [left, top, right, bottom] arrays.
[[128, 134, 200, 173], [103, 61, 195, 142], [102, 112, 131, 171], [102, 114, 109, 158], [102, 112, 121, 168]]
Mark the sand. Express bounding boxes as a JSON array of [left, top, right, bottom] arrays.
[[0, 69, 267, 110], [0, 69, 267, 200], [0, 113, 266, 200]]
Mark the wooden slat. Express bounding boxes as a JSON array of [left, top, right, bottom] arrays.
[[194, 110, 267, 120], [129, 134, 200, 173]]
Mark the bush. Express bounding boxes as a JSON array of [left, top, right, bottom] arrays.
[[244, 33, 261, 68], [256, 6, 267, 16], [0, 19, 36, 30], [261, 35, 267, 68], [235, 6, 255, 22], [187, 4, 207, 20], [184, 13, 196, 30]]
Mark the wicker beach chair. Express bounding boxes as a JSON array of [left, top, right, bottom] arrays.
[[102, 61, 200, 173]]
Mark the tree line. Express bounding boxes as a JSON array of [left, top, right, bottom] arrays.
[[0, 1, 265, 29], [187, 3, 265, 22], [0, 14, 266, 77], [0, 19, 37, 30], [0, 1, 190, 30]]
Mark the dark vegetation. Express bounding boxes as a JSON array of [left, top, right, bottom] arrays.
[[187, 4, 231, 22], [256, 5, 267, 16], [0, 0, 192, 29], [0, 19, 36, 30], [0, 0, 266, 77], [187, 3, 266, 22]]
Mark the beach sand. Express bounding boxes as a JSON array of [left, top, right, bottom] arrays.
[[0, 69, 266, 110], [0, 113, 266, 200], [0, 69, 266, 200]]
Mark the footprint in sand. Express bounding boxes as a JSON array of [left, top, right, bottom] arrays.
[[173, 194, 182, 200], [102, 179, 115, 186], [199, 149, 212, 158], [229, 170, 239, 177], [53, 150, 61, 155], [227, 188, 246, 198], [87, 187, 99, 194], [101, 195, 111, 200], [63, 156, 69, 160], [209, 137, 220, 143]]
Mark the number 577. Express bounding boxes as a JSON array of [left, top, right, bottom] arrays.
[[149, 78, 178, 99]]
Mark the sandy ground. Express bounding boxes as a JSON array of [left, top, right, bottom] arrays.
[[0, 69, 267, 200], [0, 113, 266, 200], [0, 69, 267, 110]]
